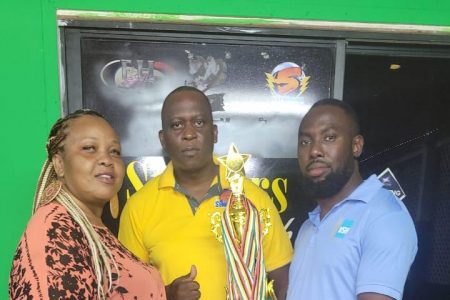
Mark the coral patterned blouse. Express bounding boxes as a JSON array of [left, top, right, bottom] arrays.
[[9, 203, 166, 299]]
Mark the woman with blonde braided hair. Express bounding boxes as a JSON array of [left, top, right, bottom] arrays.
[[9, 109, 166, 300]]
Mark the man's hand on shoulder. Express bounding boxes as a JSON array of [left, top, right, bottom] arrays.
[[165, 265, 201, 300]]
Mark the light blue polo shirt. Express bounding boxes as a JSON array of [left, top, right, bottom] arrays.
[[287, 175, 418, 300]]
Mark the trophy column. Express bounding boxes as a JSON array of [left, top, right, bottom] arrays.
[[211, 144, 276, 300]]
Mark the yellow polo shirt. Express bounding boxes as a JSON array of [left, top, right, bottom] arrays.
[[119, 157, 293, 299]]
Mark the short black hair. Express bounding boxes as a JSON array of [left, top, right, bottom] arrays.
[[161, 86, 212, 128], [309, 98, 361, 135]]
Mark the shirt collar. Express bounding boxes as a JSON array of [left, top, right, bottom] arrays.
[[308, 174, 381, 224], [159, 161, 176, 189], [346, 174, 381, 203]]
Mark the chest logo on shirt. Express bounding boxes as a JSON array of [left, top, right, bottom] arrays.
[[335, 219, 354, 239], [215, 189, 231, 207], [214, 199, 227, 207]]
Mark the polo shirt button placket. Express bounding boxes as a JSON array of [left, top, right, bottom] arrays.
[[309, 226, 319, 247]]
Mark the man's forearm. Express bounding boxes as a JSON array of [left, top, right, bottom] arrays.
[[268, 264, 290, 300]]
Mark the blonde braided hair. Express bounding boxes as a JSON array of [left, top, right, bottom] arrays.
[[33, 109, 118, 299]]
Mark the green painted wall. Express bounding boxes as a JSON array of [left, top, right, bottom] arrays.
[[1, 0, 449, 296]]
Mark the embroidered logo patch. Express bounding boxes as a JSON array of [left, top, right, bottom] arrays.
[[215, 189, 231, 207], [335, 219, 354, 239], [214, 200, 227, 207]]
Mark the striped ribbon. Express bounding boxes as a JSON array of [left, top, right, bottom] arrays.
[[220, 192, 268, 300]]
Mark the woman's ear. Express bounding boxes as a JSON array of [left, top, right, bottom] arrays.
[[52, 154, 64, 178]]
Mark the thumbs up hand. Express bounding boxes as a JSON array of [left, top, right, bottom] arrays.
[[165, 265, 200, 300], [187, 265, 197, 280]]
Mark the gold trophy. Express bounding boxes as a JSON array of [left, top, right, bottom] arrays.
[[211, 144, 276, 300]]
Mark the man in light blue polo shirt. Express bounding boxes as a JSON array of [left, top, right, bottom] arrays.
[[287, 98, 417, 300]]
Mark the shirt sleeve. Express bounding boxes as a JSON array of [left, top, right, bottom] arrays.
[[118, 192, 151, 263], [356, 210, 418, 299], [9, 225, 50, 299], [259, 189, 294, 272], [9, 205, 98, 299]]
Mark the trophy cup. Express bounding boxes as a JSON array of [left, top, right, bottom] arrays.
[[211, 144, 276, 300]]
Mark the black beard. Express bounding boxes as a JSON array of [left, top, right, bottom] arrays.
[[299, 159, 354, 200]]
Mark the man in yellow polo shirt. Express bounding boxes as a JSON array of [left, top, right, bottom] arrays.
[[119, 86, 293, 300]]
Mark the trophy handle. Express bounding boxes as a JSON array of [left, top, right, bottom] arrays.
[[260, 208, 273, 236], [211, 211, 223, 243], [267, 279, 278, 300]]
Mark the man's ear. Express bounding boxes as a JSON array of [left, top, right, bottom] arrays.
[[213, 124, 218, 144], [352, 135, 364, 158], [159, 130, 166, 149], [52, 153, 64, 178]]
